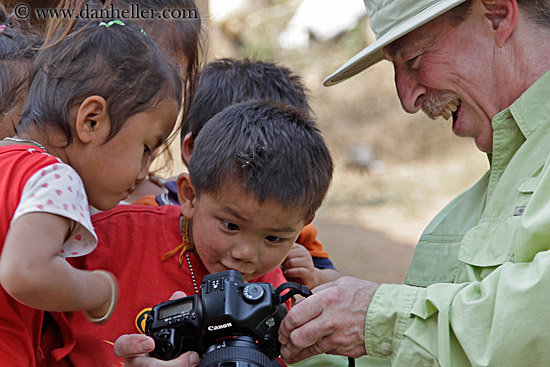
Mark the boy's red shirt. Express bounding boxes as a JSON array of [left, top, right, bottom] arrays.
[[48, 204, 290, 367]]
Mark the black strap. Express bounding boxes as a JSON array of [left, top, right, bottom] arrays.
[[274, 282, 312, 304]]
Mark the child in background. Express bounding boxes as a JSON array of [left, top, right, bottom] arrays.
[[0, 4, 43, 138], [135, 58, 341, 289], [0, 18, 181, 366], [65, 100, 334, 367]]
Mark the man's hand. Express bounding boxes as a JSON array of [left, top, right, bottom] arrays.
[[282, 243, 318, 289], [278, 277, 379, 364], [113, 291, 200, 367]]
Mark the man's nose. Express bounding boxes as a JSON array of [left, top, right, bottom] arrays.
[[394, 66, 425, 114]]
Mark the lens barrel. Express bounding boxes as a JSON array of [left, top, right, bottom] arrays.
[[199, 336, 273, 367]]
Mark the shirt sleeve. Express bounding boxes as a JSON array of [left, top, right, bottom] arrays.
[[366, 252, 550, 365], [11, 162, 97, 258]]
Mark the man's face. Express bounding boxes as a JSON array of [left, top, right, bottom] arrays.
[[383, 10, 502, 153]]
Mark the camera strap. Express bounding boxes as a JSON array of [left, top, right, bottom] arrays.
[[274, 282, 312, 304]]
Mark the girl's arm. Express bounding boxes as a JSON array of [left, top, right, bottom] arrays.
[[0, 212, 115, 319]]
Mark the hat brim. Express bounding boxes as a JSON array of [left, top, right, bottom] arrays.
[[323, 0, 466, 86]]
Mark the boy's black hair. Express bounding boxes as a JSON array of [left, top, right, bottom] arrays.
[[0, 4, 43, 121], [181, 58, 311, 152], [189, 100, 333, 221], [18, 17, 182, 145]]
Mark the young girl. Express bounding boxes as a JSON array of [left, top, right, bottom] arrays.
[[0, 17, 182, 367]]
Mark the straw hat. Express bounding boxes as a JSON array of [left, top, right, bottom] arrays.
[[323, 0, 467, 86]]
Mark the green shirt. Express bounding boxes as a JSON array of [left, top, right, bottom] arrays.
[[365, 71, 550, 366]]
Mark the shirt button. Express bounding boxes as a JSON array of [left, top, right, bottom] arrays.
[[380, 342, 393, 356]]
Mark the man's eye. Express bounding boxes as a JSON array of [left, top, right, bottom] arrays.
[[222, 220, 239, 231], [406, 55, 421, 68]]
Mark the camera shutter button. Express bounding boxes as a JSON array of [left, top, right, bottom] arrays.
[[243, 284, 265, 302]]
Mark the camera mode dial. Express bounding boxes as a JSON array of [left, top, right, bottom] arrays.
[[243, 284, 265, 303]]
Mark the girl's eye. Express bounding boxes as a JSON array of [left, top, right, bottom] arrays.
[[222, 220, 239, 231], [266, 235, 283, 243]]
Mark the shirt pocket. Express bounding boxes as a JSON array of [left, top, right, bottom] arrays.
[[459, 164, 544, 268], [405, 235, 462, 287]]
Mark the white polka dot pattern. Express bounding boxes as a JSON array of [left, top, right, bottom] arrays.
[[11, 152, 97, 258]]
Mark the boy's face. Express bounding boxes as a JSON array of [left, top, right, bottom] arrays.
[[178, 174, 309, 282]]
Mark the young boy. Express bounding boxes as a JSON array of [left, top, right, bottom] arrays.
[[136, 58, 340, 289], [61, 100, 333, 367]]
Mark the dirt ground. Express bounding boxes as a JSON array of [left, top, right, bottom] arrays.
[[154, 1, 490, 285]]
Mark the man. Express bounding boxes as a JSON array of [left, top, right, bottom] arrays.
[[276, 0, 550, 366], [115, 0, 550, 365]]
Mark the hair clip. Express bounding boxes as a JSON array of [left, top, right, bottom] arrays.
[[0, 25, 6, 32], [99, 20, 125, 27]]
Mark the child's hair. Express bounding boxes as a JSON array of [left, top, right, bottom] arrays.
[[0, 4, 43, 126], [18, 17, 182, 145], [189, 100, 333, 221], [181, 58, 311, 151]]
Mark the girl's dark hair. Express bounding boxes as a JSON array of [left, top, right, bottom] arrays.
[[189, 100, 333, 221], [0, 4, 43, 127], [43, 0, 204, 170], [18, 17, 182, 145]]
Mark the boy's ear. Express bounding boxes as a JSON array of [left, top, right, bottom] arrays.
[[177, 172, 196, 218], [74, 96, 110, 144], [181, 132, 194, 166], [480, 0, 518, 47]]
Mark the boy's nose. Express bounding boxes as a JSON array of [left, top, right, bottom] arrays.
[[230, 242, 259, 264]]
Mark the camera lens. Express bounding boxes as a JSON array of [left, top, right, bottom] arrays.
[[199, 336, 275, 367]]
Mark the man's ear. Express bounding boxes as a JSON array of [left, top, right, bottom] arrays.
[[481, 0, 518, 47], [181, 132, 194, 166], [74, 96, 110, 144], [177, 172, 196, 218]]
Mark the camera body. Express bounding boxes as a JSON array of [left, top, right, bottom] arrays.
[[145, 270, 309, 364]]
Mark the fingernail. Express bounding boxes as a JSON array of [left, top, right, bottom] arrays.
[[140, 338, 154, 352], [280, 346, 289, 359], [189, 351, 200, 366]]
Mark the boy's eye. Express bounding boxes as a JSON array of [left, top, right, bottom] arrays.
[[266, 235, 283, 243], [222, 220, 239, 231]]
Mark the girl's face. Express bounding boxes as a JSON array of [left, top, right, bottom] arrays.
[[79, 98, 178, 211], [179, 175, 309, 282]]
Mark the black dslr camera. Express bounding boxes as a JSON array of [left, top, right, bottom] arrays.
[[145, 270, 312, 367]]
